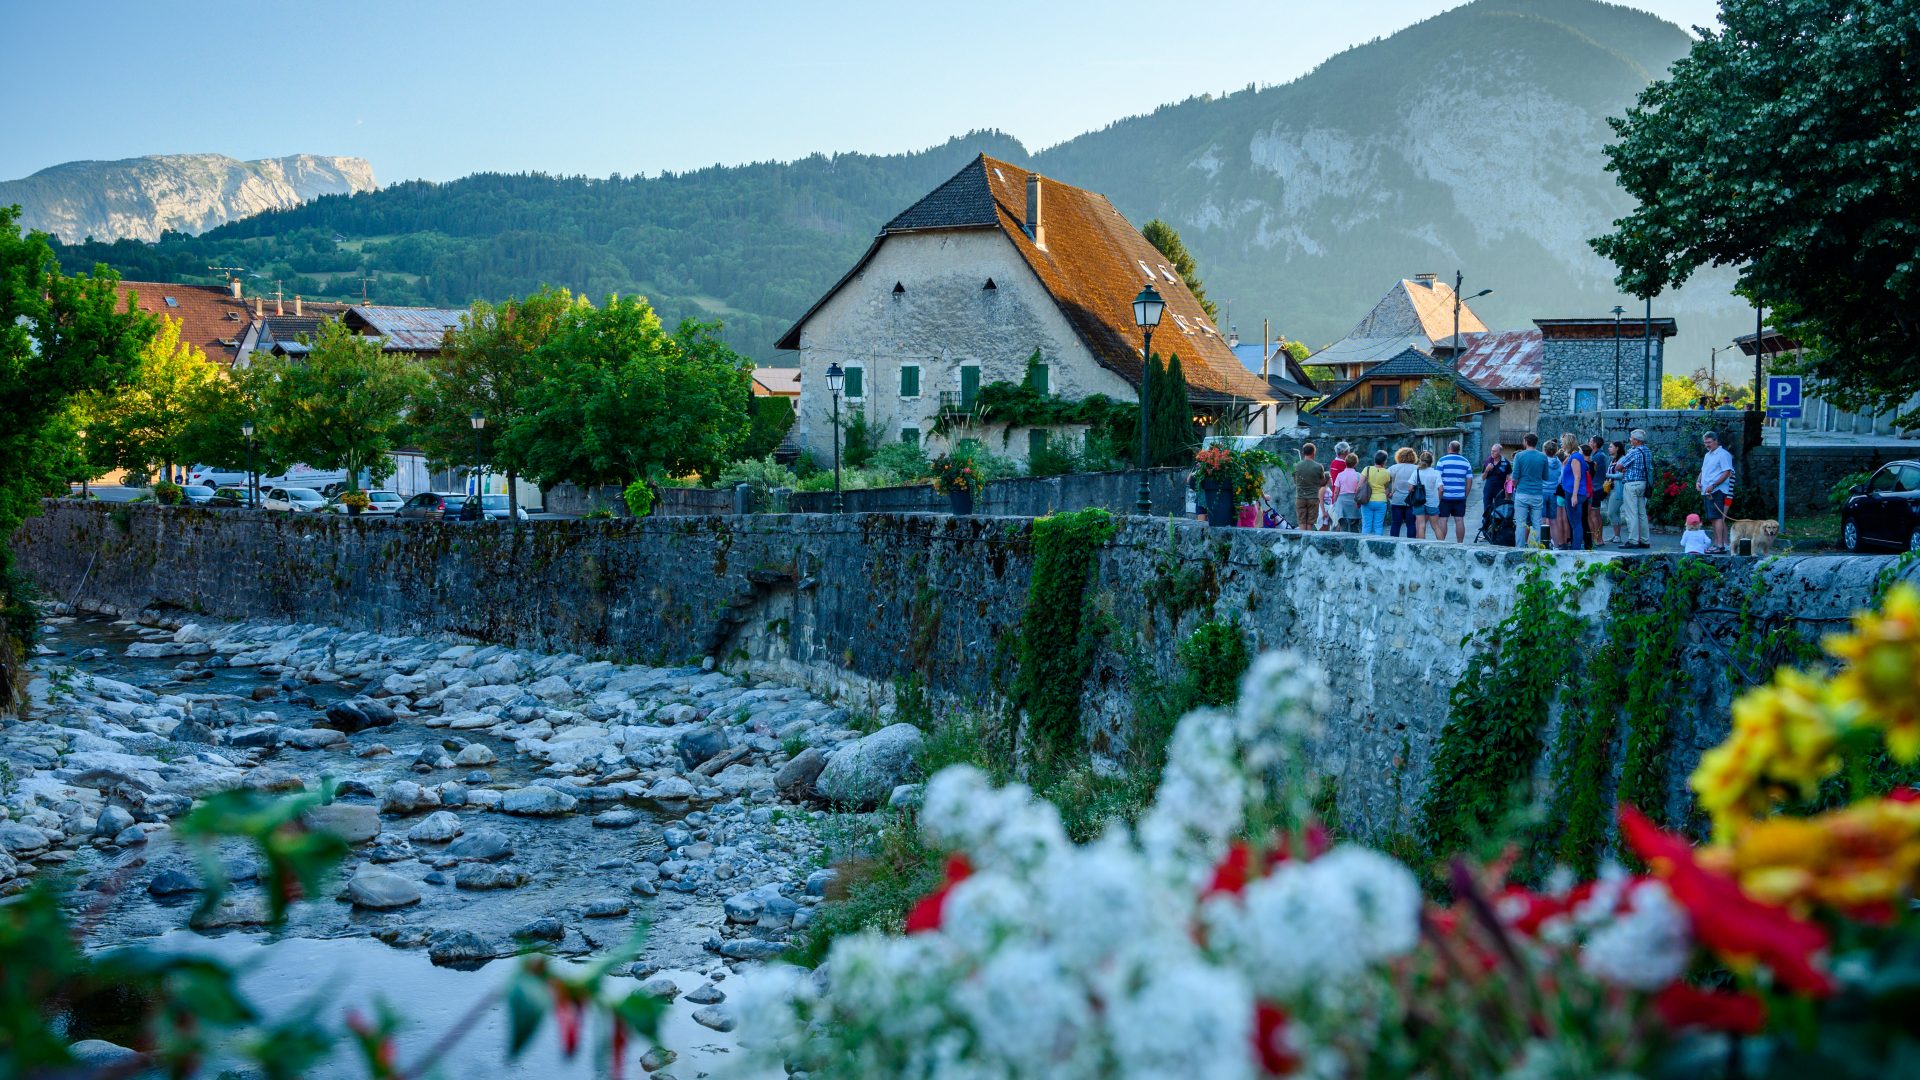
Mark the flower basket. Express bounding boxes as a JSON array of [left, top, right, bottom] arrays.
[[341, 491, 372, 516], [947, 488, 974, 516], [931, 454, 984, 513], [152, 481, 183, 507]]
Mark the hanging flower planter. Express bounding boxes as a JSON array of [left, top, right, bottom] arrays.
[[932, 454, 982, 516], [947, 488, 974, 516]]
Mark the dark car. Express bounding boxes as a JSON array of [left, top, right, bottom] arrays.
[[1840, 460, 1920, 552], [206, 487, 251, 509], [178, 483, 216, 506], [396, 491, 483, 523]]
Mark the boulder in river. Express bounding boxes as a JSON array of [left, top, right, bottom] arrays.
[[773, 747, 825, 796], [501, 787, 576, 816], [446, 828, 514, 861], [346, 868, 422, 909], [306, 803, 381, 844], [407, 811, 463, 843], [454, 863, 528, 890], [321, 699, 394, 734], [676, 728, 729, 770], [380, 781, 440, 815], [815, 723, 925, 809]]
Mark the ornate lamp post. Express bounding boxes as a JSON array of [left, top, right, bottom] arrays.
[[470, 410, 486, 518], [1132, 284, 1165, 514], [824, 363, 845, 513], [241, 419, 256, 508]]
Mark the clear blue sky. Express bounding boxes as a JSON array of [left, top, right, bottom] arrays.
[[0, 0, 1723, 184]]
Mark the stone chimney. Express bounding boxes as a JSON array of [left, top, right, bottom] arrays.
[[275, 293, 284, 316], [1025, 173, 1044, 248], [253, 297, 263, 318], [1413, 273, 1438, 288], [229, 276, 242, 299], [294, 296, 303, 316]]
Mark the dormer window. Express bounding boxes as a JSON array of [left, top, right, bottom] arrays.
[[983, 278, 996, 291]]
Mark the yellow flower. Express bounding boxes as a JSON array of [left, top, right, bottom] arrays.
[[1691, 668, 1841, 841], [1724, 796, 1920, 916], [1825, 583, 1920, 762]]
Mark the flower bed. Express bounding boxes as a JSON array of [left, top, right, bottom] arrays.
[[735, 588, 1920, 1077]]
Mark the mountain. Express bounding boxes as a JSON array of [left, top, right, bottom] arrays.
[[45, 0, 1743, 368], [2, 153, 375, 242]]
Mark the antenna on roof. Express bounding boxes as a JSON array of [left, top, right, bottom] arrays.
[[360, 273, 372, 305], [208, 265, 247, 299]]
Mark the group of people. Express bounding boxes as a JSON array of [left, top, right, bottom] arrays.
[[1289, 439, 1477, 540], [1288, 428, 1739, 553]]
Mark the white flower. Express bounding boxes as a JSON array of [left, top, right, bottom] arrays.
[[1105, 960, 1256, 1080], [1309, 846, 1422, 963], [951, 946, 1100, 1076], [921, 765, 1067, 874], [940, 869, 1039, 956], [1203, 845, 1419, 998], [1139, 708, 1246, 887], [1579, 879, 1691, 990], [1234, 650, 1328, 762]]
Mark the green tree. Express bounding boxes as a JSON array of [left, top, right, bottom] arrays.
[[1141, 219, 1216, 320], [515, 296, 751, 491], [0, 205, 153, 712], [738, 395, 796, 461], [1148, 352, 1195, 466], [82, 314, 224, 482], [176, 363, 282, 484], [1402, 379, 1461, 429], [1591, 0, 1920, 418], [419, 288, 581, 522], [252, 319, 427, 492]]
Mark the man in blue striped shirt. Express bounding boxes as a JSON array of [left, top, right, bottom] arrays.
[[1435, 439, 1473, 542]]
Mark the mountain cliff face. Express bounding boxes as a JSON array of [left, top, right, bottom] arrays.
[[1, 154, 375, 242], [49, 0, 1742, 365]]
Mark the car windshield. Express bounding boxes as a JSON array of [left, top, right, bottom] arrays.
[[481, 495, 511, 508], [288, 489, 326, 504], [368, 492, 402, 505]]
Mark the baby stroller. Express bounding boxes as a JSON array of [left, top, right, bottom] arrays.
[[1477, 497, 1516, 547]]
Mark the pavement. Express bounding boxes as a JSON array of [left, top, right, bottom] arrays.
[[1296, 497, 1811, 555]]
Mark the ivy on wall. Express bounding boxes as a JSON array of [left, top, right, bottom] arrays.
[[1011, 508, 1119, 764], [1416, 558, 1602, 861]]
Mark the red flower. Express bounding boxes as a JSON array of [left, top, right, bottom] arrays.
[[1653, 983, 1766, 1034], [1205, 841, 1255, 898], [1618, 805, 1834, 995], [905, 853, 973, 934], [1665, 483, 1682, 498], [1252, 1001, 1300, 1075], [1889, 786, 1919, 803]]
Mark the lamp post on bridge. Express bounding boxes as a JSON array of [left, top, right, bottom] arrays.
[[825, 363, 845, 513], [1611, 305, 1625, 409], [1132, 284, 1165, 515], [241, 419, 256, 508], [470, 410, 486, 519]]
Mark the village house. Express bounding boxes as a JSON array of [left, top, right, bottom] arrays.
[[1228, 332, 1320, 431], [1452, 329, 1543, 445], [1306, 274, 1490, 384], [1309, 347, 1504, 422], [111, 279, 346, 368], [774, 154, 1276, 464], [1535, 315, 1677, 415]]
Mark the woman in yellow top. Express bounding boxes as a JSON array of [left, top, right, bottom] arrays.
[[1359, 449, 1394, 535]]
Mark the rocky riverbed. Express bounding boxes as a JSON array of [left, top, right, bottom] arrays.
[[3, 606, 928, 1075]]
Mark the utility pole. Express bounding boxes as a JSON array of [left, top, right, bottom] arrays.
[[1754, 303, 1765, 404]]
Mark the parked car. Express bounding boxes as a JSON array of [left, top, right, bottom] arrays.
[[178, 484, 216, 505], [1840, 460, 1920, 552], [477, 493, 530, 521], [206, 487, 250, 508], [322, 490, 405, 515], [261, 487, 329, 513], [396, 492, 483, 523], [187, 465, 250, 488], [258, 466, 351, 493]]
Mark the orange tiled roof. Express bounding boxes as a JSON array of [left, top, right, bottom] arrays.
[[112, 281, 250, 364], [778, 155, 1273, 406]]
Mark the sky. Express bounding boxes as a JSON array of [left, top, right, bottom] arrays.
[[0, 0, 1724, 184]]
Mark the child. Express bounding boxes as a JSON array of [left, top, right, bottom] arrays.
[[1681, 513, 1711, 555]]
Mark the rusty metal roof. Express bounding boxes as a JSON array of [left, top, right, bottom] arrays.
[[1453, 329, 1543, 392], [345, 305, 467, 351]]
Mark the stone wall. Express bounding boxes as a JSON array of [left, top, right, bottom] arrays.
[[1540, 334, 1667, 414], [12, 501, 1903, 838]]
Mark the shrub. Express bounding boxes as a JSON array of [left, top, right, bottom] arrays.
[[152, 480, 184, 506], [1401, 378, 1461, 429], [1830, 469, 1874, 509], [868, 441, 931, 481], [622, 478, 656, 518], [841, 409, 878, 468], [719, 455, 801, 500]]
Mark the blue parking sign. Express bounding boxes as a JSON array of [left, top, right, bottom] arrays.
[[1767, 375, 1803, 418]]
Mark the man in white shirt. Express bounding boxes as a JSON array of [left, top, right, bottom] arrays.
[[1698, 431, 1736, 554]]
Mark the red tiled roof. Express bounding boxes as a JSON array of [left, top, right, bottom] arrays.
[[778, 154, 1273, 406], [1453, 330, 1543, 393], [112, 281, 250, 364], [751, 367, 801, 396]]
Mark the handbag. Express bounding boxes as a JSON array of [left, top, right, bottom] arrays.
[[1356, 468, 1375, 505], [1407, 470, 1427, 509]]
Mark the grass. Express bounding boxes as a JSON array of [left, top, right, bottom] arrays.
[[1778, 510, 1840, 551]]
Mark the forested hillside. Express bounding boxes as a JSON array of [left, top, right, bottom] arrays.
[[50, 0, 1744, 365]]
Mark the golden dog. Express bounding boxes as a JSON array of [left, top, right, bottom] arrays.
[[1729, 518, 1780, 556]]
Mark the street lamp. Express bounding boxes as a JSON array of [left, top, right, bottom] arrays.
[[1611, 305, 1625, 409], [1450, 271, 1491, 369], [1132, 283, 1166, 514], [241, 419, 256, 508], [469, 410, 486, 513], [824, 363, 845, 513]]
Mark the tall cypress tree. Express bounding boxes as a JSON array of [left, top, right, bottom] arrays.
[[1134, 352, 1165, 467], [1150, 352, 1196, 466]]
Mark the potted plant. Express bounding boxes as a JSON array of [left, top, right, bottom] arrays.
[[1193, 447, 1236, 526], [340, 490, 372, 517], [152, 480, 184, 507], [931, 454, 982, 515]]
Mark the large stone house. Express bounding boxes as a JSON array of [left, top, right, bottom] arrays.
[[774, 154, 1276, 464], [1535, 316, 1677, 415]]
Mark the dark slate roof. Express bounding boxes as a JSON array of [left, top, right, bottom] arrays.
[[884, 157, 1000, 231], [1310, 346, 1505, 412], [1267, 374, 1319, 400]]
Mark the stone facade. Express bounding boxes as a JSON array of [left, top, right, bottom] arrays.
[[787, 229, 1139, 466], [12, 502, 1902, 837], [1538, 326, 1671, 415]]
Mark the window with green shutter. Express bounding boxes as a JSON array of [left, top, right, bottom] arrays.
[[1025, 363, 1050, 395], [960, 365, 980, 409], [845, 366, 864, 399], [1027, 428, 1049, 458], [900, 426, 919, 447], [899, 365, 920, 398]]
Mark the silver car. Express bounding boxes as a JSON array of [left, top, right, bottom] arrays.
[[262, 487, 328, 513], [478, 493, 530, 521]]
